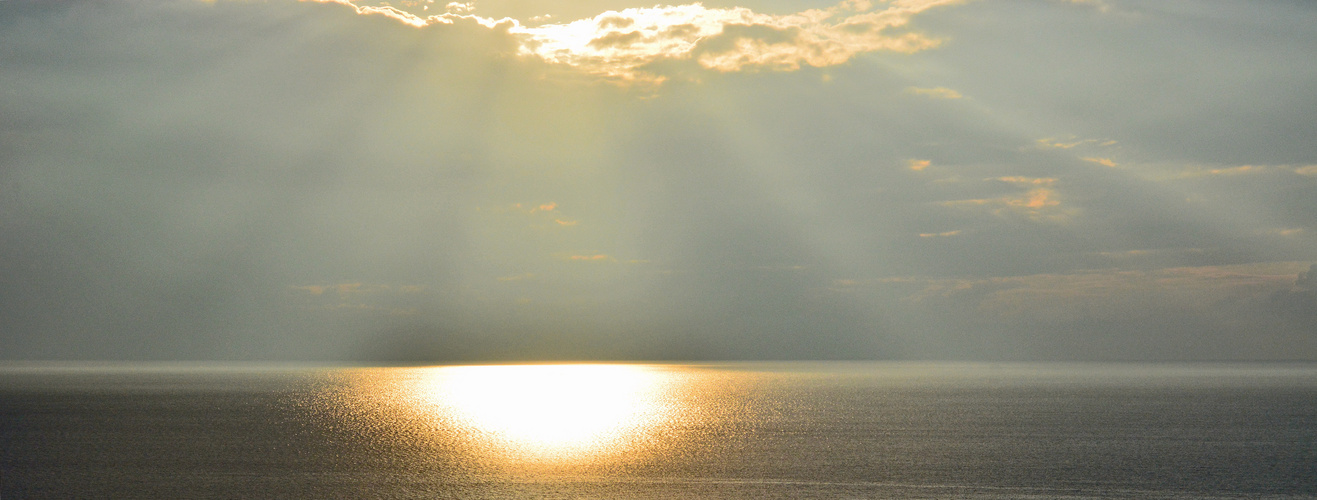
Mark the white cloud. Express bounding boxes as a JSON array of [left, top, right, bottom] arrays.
[[311, 0, 964, 82]]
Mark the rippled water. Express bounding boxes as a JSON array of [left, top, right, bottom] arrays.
[[3, 362, 1316, 498]]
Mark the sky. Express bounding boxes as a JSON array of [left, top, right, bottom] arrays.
[[1, 0, 1314, 362]]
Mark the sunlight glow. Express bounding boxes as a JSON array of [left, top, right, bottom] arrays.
[[407, 364, 676, 457]]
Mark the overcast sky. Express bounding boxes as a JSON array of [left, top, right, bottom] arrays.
[[1, 0, 1314, 362]]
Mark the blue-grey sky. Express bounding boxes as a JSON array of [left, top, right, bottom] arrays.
[[1, 0, 1314, 361]]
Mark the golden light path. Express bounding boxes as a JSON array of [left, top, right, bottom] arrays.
[[398, 364, 682, 459]]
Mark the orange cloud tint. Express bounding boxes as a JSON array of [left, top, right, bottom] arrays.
[[1082, 156, 1117, 167], [1015, 188, 1058, 209], [941, 177, 1070, 222]]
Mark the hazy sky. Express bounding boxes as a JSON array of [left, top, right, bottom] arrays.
[[1, 0, 1314, 362]]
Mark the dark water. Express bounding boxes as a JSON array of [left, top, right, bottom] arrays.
[[2, 362, 1315, 499]]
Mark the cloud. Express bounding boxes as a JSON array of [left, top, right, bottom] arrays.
[[1081, 156, 1117, 167], [569, 254, 611, 261], [903, 262, 1309, 320], [1297, 264, 1315, 291], [994, 176, 1056, 186], [1118, 163, 1317, 188], [506, 202, 559, 214], [1029, 137, 1121, 171], [1089, 248, 1206, 260], [1263, 228, 1305, 237], [315, 0, 963, 81], [1032, 136, 1114, 150], [309, 0, 516, 29], [290, 285, 328, 296], [1268, 264, 1317, 329], [940, 177, 1071, 222], [919, 230, 961, 238], [289, 283, 406, 297], [1053, 0, 1113, 13], [286, 283, 428, 318], [1162, 164, 1317, 180], [905, 86, 963, 99], [1034, 138, 1086, 150], [445, 2, 473, 14], [308, 0, 434, 28], [589, 30, 646, 50], [1203, 165, 1267, 176], [907, 159, 931, 171], [597, 15, 636, 30]]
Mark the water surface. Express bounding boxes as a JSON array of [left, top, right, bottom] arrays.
[[3, 362, 1315, 498]]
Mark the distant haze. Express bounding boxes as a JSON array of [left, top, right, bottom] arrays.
[[1, 0, 1315, 361]]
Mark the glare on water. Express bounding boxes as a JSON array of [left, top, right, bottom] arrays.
[[409, 364, 674, 456], [339, 364, 695, 462]]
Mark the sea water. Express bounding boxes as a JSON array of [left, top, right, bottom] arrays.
[[2, 362, 1315, 499]]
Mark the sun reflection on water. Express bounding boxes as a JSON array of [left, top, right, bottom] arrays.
[[396, 364, 681, 459]]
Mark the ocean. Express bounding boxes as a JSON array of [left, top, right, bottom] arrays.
[[2, 362, 1315, 499]]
